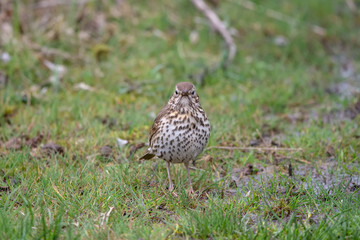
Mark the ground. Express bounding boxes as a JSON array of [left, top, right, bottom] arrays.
[[1, 0, 360, 239]]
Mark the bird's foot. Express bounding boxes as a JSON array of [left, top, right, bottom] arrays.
[[168, 183, 178, 197], [187, 187, 195, 196]]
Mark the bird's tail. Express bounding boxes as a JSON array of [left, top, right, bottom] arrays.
[[139, 153, 155, 160]]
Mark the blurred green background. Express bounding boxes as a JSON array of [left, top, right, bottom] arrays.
[[1, 0, 360, 239]]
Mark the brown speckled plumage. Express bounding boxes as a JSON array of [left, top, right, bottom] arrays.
[[140, 82, 210, 194]]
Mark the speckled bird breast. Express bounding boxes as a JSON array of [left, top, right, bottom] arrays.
[[149, 109, 210, 163]]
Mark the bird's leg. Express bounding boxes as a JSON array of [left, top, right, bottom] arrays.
[[184, 161, 194, 195], [166, 161, 174, 192]]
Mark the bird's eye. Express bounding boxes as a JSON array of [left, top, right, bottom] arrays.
[[175, 90, 179, 95], [191, 91, 195, 95]]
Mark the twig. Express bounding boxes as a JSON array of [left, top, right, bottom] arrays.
[[235, 0, 296, 27], [233, 0, 326, 36], [33, 0, 89, 9], [205, 146, 303, 152], [294, 157, 311, 164], [346, 0, 357, 12], [22, 37, 82, 61], [100, 206, 114, 227], [191, 0, 237, 68]]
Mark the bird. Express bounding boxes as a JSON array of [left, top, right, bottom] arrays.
[[140, 82, 211, 195]]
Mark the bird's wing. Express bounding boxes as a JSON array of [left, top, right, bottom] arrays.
[[148, 104, 171, 146], [139, 104, 171, 161]]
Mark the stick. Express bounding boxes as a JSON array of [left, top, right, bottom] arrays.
[[191, 0, 237, 68], [205, 146, 303, 152], [33, 0, 89, 9], [233, 0, 326, 36], [22, 37, 82, 61]]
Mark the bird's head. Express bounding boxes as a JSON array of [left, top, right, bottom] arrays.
[[169, 82, 200, 109]]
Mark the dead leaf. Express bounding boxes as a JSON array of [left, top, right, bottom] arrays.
[[326, 145, 335, 157], [128, 143, 146, 156], [99, 145, 113, 158], [96, 115, 117, 129], [41, 143, 64, 156], [4, 137, 23, 150], [116, 138, 128, 148], [25, 133, 44, 148], [74, 82, 95, 92]]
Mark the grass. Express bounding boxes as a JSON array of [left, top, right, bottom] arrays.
[[1, 0, 360, 239]]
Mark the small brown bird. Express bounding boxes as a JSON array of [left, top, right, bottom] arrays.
[[140, 82, 211, 194]]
